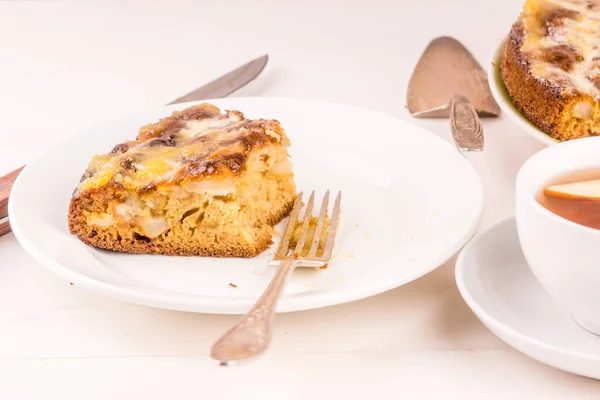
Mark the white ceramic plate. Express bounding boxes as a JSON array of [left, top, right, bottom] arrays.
[[10, 97, 484, 314], [456, 216, 600, 379], [489, 38, 559, 147]]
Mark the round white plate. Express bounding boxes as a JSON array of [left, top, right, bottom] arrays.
[[456, 216, 600, 379], [489, 39, 559, 147], [10, 97, 484, 314]]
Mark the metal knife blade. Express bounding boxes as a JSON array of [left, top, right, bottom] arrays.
[[166, 54, 269, 105]]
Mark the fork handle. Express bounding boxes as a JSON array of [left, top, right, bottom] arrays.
[[210, 259, 298, 364]]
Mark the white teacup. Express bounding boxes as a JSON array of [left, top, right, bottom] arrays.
[[516, 136, 600, 335]]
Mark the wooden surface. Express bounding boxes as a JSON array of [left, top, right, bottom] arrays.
[[1, 1, 600, 399]]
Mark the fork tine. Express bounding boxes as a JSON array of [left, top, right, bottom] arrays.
[[308, 190, 330, 257], [275, 192, 304, 259], [293, 191, 315, 256], [320, 191, 341, 260]]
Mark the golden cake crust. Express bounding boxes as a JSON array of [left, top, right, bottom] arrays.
[[502, 20, 569, 140]]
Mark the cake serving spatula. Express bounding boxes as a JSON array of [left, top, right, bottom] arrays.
[[0, 54, 268, 237], [407, 36, 500, 152]]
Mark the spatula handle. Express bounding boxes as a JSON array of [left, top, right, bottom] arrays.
[[450, 94, 484, 152], [0, 166, 25, 236]]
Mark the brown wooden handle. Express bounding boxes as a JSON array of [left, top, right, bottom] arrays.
[[0, 220, 12, 237], [0, 166, 25, 219]]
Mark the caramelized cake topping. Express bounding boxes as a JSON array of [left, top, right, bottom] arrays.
[[519, 0, 600, 98], [76, 104, 289, 194]]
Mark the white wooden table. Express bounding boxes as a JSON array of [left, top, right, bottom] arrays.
[[1, 1, 599, 398]]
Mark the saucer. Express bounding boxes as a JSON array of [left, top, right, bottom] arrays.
[[456, 216, 600, 379]]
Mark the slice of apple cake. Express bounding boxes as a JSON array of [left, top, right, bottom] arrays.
[[68, 103, 296, 257]]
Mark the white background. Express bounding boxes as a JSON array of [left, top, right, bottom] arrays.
[[1, 0, 599, 398]]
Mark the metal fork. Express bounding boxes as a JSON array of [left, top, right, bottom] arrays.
[[210, 190, 342, 365]]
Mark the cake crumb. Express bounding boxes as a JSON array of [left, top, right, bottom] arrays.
[[69, 282, 74, 286], [229, 283, 238, 288]]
